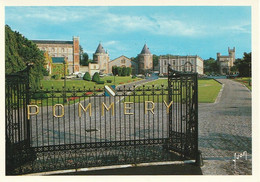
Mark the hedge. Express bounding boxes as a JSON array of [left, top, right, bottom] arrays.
[[83, 72, 91, 81], [96, 80, 105, 84], [92, 72, 100, 82]]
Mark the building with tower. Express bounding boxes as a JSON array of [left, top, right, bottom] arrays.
[[93, 43, 110, 74], [32, 37, 80, 74], [216, 47, 235, 75], [159, 55, 204, 75], [138, 44, 153, 74], [108, 55, 138, 75]]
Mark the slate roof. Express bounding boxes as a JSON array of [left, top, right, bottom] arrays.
[[52, 57, 65, 64], [32, 40, 73, 45], [140, 44, 151, 54], [95, 43, 106, 54]]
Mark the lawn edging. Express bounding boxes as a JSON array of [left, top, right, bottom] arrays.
[[213, 79, 224, 104]]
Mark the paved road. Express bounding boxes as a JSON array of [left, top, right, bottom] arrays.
[[199, 79, 251, 175]]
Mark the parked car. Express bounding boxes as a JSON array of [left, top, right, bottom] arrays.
[[73, 72, 84, 78]]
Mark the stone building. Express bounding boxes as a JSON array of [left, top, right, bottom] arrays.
[[32, 37, 80, 74], [138, 44, 153, 74], [159, 55, 204, 75], [93, 43, 110, 74], [216, 47, 235, 75], [109, 55, 138, 75]]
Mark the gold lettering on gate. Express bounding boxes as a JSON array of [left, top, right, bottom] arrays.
[[53, 104, 64, 118], [163, 100, 173, 114], [78, 103, 92, 117], [27, 105, 39, 119], [102, 102, 114, 116], [145, 101, 155, 114], [124, 102, 134, 115]]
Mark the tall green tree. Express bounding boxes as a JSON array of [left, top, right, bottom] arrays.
[[80, 52, 89, 66], [234, 52, 251, 77], [112, 66, 117, 75], [153, 55, 159, 70], [5, 25, 46, 89], [203, 57, 219, 75], [121, 67, 127, 76]]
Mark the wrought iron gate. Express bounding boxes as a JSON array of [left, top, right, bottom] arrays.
[[6, 64, 199, 175]]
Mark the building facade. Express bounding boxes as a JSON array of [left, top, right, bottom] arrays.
[[159, 55, 204, 75], [138, 44, 153, 74], [217, 47, 235, 75], [32, 37, 80, 74], [93, 43, 110, 74], [108, 55, 138, 75]]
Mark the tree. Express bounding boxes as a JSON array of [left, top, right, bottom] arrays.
[[126, 67, 132, 76], [117, 67, 122, 76], [234, 52, 251, 77], [112, 66, 117, 76], [83, 72, 91, 81], [5, 25, 46, 89], [153, 55, 159, 70], [121, 67, 127, 76], [203, 57, 219, 75], [79, 45, 84, 61], [92, 72, 100, 82], [80, 53, 89, 66]]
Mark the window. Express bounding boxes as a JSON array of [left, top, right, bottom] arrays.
[[121, 59, 126, 64], [191, 59, 194, 65], [164, 60, 167, 65], [172, 60, 175, 65], [182, 60, 185, 65], [164, 67, 167, 73], [62, 48, 65, 52]]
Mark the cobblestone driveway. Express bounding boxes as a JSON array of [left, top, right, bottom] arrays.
[[199, 79, 251, 175]]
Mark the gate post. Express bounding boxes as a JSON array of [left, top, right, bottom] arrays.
[[194, 73, 203, 166]]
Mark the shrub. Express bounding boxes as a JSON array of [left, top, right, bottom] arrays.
[[132, 75, 136, 79], [106, 80, 112, 83], [126, 67, 132, 76], [83, 72, 91, 81], [92, 72, 100, 82], [112, 66, 117, 76], [121, 67, 127, 76], [52, 74, 60, 80], [96, 80, 105, 84], [117, 67, 122, 76]]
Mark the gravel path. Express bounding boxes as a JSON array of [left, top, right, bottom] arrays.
[[199, 79, 252, 175]]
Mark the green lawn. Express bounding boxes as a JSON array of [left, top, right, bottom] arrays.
[[40, 76, 142, 90], [232, 77, 251, 91], [36, 77, 221, 105], [141, 78, 222, 103]]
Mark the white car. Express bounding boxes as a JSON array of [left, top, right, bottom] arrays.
[[73, 72, 84, 78]]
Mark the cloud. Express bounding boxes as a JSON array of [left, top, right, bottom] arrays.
[[103, 40, 118, 46], [5, 7, 107, 24], [99, 13, 203, 37], [5, 6, 251, 39], [220, 23, 251, 34]]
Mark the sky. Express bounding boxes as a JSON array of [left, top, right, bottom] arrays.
[[5, 6, 251, 60]]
